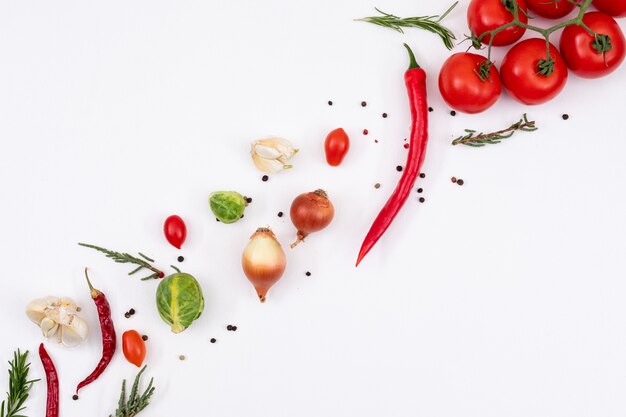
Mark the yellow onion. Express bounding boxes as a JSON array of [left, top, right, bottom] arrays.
[[242, 228, 287, 302]]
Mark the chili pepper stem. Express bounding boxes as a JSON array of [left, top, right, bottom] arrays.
[[84, 267, 101, 299], [403, 43, 420, 69]]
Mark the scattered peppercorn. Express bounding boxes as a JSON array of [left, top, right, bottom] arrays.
[[277, 211, 283, 217], [374, 139, 378, 143], [328, 100, 333, 106], [361, 101, 367, 107], [419, 197, 425, 203], [403, 143, 409, 149], [305, 271, 312, 277], [72, 395, 79, 401], [179, 355, 186, 361], [451, 177, 457, 183], [457, 179, 464, 186], [210, 338, 216, 343], [142, 335, 148, 341], [124, 313, 131, 319], [450, 110, 457, 116], [419, 173, 426, 178], [417, 188, 423, 193], [562, 114, 569, 120], [216, 218, 220, 222], [227, 325, 233, 331], [262, 175, 269, 182], [374, 183, 381, 189], [177, 256, 184, 262], [232, 326, 238, 331], [428, 107, 433, 112], [396, 165, 403, 172], [246, 197, 252, 203], [382, 113, 388, 118], [363, 129, 369, 135], [129, 308, 135, 315]]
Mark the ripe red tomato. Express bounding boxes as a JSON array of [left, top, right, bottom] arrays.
[[500, 38, 569, 105], [164, 214, 187, 249], [467, 0, 528, 46], [122, 330, 146, 367], [324, 128, 350, 167], [526, 0, 575, 18], [560, 12, 625, 78], [593, 0, 626, 18], [438, 53, 502, 114]]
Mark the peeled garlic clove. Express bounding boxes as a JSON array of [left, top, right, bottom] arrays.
[[25, 298, 49, 325], [61, 316, 88, 347], [40, 318, 59, 338], [252, 154, 286, 173]]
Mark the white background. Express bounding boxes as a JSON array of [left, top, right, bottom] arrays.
[[1, 1, 626, 416]]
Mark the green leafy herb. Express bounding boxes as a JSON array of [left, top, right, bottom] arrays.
[[78, 243, 164, 280], [110, 366, 155, 417], [452, 114, 538, 147], [1, 350, 39, 417], [355, 2, 458, 50]]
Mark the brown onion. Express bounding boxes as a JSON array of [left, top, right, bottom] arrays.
[[290, 189, 334, 248], [242, 227, 287, 303]]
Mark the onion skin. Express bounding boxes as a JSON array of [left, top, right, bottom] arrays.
[[242, 228, 287, 302], [290, 189, 334, 248]]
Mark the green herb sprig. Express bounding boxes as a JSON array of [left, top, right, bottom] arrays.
[[355, 2, 458, 50], [452, 114, 538, 147], [78, 243, 164, 280], [1, 350, 39, 417], [110, 366, 155, 417]]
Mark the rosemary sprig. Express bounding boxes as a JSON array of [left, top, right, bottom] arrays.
[[78, 243, 164, 280], [452, 114, 538, 147], [1, 350, 39, 417], [110, 366, 155, 417], [355, 2, 458, 50]]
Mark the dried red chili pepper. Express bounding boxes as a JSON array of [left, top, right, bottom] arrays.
[[75, 268, 116, 395], [356, 44, 429, 266], [39, 343, 59, 417]]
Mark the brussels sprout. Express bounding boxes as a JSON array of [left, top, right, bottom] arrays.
[[156, 273, 204, 333], [209, 191, 247, 224]]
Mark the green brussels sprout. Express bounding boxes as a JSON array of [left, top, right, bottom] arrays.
[[209, 191, 247, 224], [156, 273, 204, 333]]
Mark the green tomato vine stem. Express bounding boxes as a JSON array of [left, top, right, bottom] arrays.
[[474, 0, 608, 76]]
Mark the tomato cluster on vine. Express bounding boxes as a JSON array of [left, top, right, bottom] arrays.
[[438, 0, 626, 114]]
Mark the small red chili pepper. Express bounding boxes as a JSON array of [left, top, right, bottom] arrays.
[[75, 268, 116, 395], [39, 343, 59, 417], [164, 215, 187, 249], [356, 44, 429, 266]]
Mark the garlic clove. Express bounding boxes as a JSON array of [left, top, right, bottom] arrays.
[[41, 317, 59, 338], [253, 144, 283, 160], [59, 297, 79, 314], [25, 299, 48, 325], [252, 154, 286, 173], [61, 316, 88, 347]]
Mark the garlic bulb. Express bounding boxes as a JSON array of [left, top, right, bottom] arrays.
[[251, 137, 298, 173], [26, 297, 88, 347]]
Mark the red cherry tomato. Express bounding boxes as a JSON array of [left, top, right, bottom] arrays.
[[324, 128, 350, 167], [500, 38, 569, 105], [438, 53, 502, 114], [526, 0, 575, 19], [164, 215, 187, 249], [122, 330, 146, 367], [468, 0, 528, 46], [560, 12, 625, 78], [593, 0, 626, 18]]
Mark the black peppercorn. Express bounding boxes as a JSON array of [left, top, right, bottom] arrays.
[[210, 338, 216, 343], [278, 211, 283, 217], [262, 175, 269, 182], [419, 173, 426, 178], [72, 395, 79, 401], [419, 197, 425, 203], [177, 256, 184, 262], [142, 335, 149, 341], [396, 165, 403, 172]]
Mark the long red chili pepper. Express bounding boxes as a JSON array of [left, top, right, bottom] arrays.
[[356, 44, 429, 266], [39, 343, 59, 417], [75, 268, 116, 395]]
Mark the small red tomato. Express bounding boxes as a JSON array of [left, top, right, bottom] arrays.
[[438, 53, 502, 114], [122, 330, 146, 367], [500, 38, 569, 105], [526, 0, 575, 19], [164, 215, 187, 249], [467, 0, 528, 46], [560, 12, 625, 78], [593, 0, 626, 18], [324, 128, 350, 167]]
